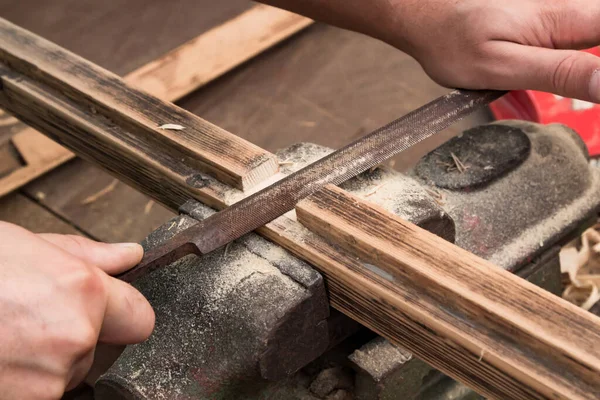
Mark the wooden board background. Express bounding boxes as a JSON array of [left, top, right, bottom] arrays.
[[0, 2, 490, 245]]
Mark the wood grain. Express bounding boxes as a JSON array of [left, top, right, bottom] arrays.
[[126, 4, 312, 101], [295, 185, 600, 400], [25, 159, 175, 243], [0, 16, 279, 191], [0, 192, 85, 236], [0, 3, 311, 197]]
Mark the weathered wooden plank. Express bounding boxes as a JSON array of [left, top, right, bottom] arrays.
[[295, 185, 600, 400], [25, 160, 175, 243], [0, 3, 311, 198], [0, 0, 254, 76], [126, 5, 312, 101], [0, 17, 279, 191], [0, 192, 84, 235], [0, 142, 22, 178], [0, 62, 220, 211]]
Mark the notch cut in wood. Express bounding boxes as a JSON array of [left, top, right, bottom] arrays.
[[295, 184, 600, 400], [0, 16, 279, 191]]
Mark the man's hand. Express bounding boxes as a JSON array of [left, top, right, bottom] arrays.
[[0, 222, 154, 399], [261, 0, 600, 102]]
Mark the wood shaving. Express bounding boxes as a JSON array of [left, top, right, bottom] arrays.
[[560, 226, 600, 310], [81, 179, 118, 205], [424, 187, 446, 206], [144, 200, 155, 215], [220, 242, 232, 261], [158, 124, 185, 131], [364, 183, 387, 197], [450, 152, 469, 174]]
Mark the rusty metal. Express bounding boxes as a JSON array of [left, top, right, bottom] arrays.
[[117, 89, 505, 283]]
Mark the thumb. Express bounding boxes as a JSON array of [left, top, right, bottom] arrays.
[[493, 43, 600, 102], [38, 234, 143, 275]]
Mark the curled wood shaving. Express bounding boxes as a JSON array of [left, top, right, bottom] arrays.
[[81, 179, 118, 205], [144, 200, 155, 215], [560, 227, 600, 310], [158, 124, 185, 131]]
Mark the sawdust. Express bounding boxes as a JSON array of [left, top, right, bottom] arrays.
[[340, 167, 438, 225], [81, 179, 118, 205], [201, 244, 300, 314], [484, 168, 600, 269], [144, 200, 154, 215], [158, 123, 185, 131], [309, 367, 353, 397], [426, 121, 600, 271]]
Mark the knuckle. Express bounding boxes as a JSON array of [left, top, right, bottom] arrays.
[[53, 318, 98, 356], [73, 322, 98, 353], [552, 53, 579, 94], [72, 264, 106, 300]]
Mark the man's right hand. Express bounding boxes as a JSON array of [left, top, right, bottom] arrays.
[[0, 222, 155, 399]]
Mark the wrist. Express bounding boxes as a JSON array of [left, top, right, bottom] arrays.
[[368, 0, 424, 56]]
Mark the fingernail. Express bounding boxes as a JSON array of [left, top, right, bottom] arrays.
[[589, 70, 600, 103]]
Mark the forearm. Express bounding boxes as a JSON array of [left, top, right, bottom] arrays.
[[257, 0, 417, 51]]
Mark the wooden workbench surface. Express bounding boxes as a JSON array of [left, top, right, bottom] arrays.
[[0, 0, 490, 244]]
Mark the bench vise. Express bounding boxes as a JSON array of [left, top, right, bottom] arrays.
[[96, 121, 600, 400]]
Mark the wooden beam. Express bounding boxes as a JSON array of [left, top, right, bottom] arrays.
[[0, 17, 279, 191], [0, 5, 311, 196], [295, 185, 600, 400]]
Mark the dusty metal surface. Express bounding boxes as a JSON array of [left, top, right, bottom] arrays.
[[96, 143, 452, 400], [119, 90, 503, 282], [413, 121, 600, 271], [99, 122, 600, 399]]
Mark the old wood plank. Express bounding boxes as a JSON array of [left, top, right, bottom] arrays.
[[0, 3, 311, 197], [126, 5, 312, 101], [0, 0, 253, 77], [0, 17, 279, 191], [295, 185, 600, 400], [0, 142, 22, 178], [0, 192, 85, 236], [25, 159, 175, 243]]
